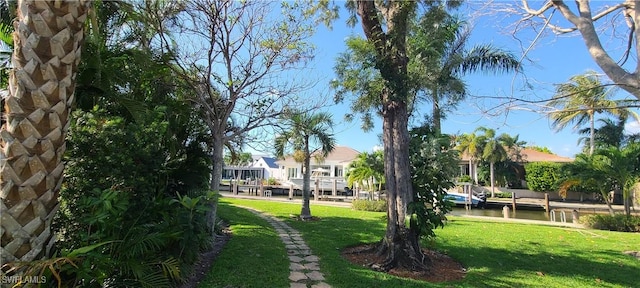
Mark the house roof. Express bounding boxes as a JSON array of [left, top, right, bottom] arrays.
[[276, 145, 361, 166], [260, 157, 279, 168], [517, 148, 573, 163], [460, 148, 573, 163]]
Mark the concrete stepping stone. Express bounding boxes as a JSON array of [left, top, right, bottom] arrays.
[[236, 205, 331, 288], [304, 262, 320, 271], [306, 271, 325, 281], [289, 271, 308, 282], [304, 255, 319, 262], [290, 262, 305, 271], [289, 255, 304, 262]]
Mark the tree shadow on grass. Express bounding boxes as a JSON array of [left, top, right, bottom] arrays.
[[199, 202, 290, 288], [284, 214, 639, 288]]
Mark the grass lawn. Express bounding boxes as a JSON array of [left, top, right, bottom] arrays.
[[199, 197, 640, 288]]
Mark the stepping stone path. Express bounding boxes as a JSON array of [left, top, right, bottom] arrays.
[[241, 206, 331, 288]]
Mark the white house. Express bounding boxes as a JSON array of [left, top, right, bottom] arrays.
[[252, 156, 283, 180], [222, 156, 283, 181], [275, 145, 360, 182]]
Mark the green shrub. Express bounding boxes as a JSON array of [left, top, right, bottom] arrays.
[[579, 214, 640, 232], [266, 177, 279, 185], [495, 192, 513, 198], [55, 108, 212, 286], [525, 162, 563, 192], [458, 175, 473, 183], [352, 200, 387, 212]]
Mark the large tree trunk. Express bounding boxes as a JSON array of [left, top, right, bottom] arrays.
[[207, 131, 224, 233], [376, 94, 428, 271], [355, 0, 427, 272], [1, 0, 90, 263]]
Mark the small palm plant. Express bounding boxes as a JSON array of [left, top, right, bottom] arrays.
[[275, 110, 336, 219]]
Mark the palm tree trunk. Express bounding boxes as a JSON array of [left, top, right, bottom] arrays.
[[589, 112, 595, 155], [1, 0, 90, 263], [432, 96, 442, 133], [490, 162, 495, 198], [301, 138, 312, 219], [468, 159, 474, 183]]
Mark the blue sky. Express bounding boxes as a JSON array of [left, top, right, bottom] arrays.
[[302, 2, 639, 158]]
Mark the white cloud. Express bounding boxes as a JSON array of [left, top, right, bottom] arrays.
[[372, 145, 383, 152], [625, 120, 640, 134]]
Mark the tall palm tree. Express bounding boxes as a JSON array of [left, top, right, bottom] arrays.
[[420, 23, 520, 132], [477, 127, 508, 197], [456, 131, 485, 184], [548, 71, 639, 155], [275, 111, 336, 220], [1, 1, 91, 263]]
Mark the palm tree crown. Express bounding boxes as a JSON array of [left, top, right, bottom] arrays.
[[418, 21, 520, 132], [275, 110, 336, 219], [548, 71, 639, 155]]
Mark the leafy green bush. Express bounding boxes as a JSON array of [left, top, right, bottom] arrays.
[[55, 108, 212, 286], [352, 200, 387, 212], [458, 175, 473, 183], [495, 192, 513, 198], [524, 162, 563, 192], [579, 214, 640, 232], [266, 177, 279, 185], [408, 124, 458, 240]]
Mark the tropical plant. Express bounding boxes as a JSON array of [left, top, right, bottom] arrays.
[[476, 127, 507, 197], [1, 0, 91, 264], [591, 145, 640, 216], [563, 144, 640, 216], [0, 1, 13, 87], [456, 131, 485, 183], [561, 153, 616, 214], [480, 129, 527, 197], [576, 114, 640, 152], [547, 71, 638, 155], [56, 107, 212, 285], [346, 151, 385, 200], [408, 123, 459, 241], [332, 1, 467, 272], [275, 111, 336, 219], [414, 20, 519, 132]]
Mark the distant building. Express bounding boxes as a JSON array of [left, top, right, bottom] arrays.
[[460, 147, 573, 187], [275, 145, 360, 181], [253, 156, 283, 180], [222, 156, 283, 181]]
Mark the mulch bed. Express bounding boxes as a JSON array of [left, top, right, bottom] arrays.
[[341, 243, 467, 283]]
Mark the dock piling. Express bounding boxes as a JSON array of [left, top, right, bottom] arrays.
[[503, 206, 510, 218], [544, 193, 550, 215]]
